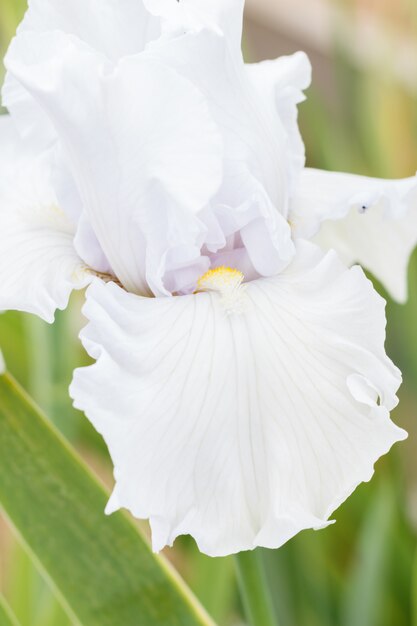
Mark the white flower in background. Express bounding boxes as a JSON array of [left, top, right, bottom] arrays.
[[0, 0, 412, 556]]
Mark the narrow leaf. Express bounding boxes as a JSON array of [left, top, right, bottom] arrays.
[[341, 481, 396, 626], [0, 373, 216, 626]]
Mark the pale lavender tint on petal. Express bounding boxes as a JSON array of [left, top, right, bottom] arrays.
[[209, 247, 260, 283], [74, 214, 113, 275], [163, 256, 210, 294]]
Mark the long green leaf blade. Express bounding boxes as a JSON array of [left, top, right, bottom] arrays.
[[341, 481, 396, 626], [0, 373, 216, 626]]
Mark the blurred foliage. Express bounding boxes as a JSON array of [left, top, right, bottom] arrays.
[[0, 1, 417, 625]]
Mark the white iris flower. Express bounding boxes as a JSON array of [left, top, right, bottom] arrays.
[[0, 0, 412, 556]]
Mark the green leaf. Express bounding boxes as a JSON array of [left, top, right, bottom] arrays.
[[341, 481, 397, 626], [188, 552, 236, 624], [6, 539, 72, 626], [263, 532, 338, 626], [234, 550, 278, 626], [0, 373, 216, 626], [0, 595, 20, 626]]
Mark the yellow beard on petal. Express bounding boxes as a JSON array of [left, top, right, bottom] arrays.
[[196, 266, 246, 314]]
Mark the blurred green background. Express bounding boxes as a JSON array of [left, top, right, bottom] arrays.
[[0, 1, 417, 625]]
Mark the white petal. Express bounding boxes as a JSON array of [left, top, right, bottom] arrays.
[[2, 70, 56, 150], [145, 27, 295, 274], [292, 168, 417, 302], [0, 116, 91, 322], [70, 241, 405, 557], [212, 169, 295, 277], [144, 0, 244, 45], [7, 31, 223, 296], [16, 0, 159, 60], [0, 114, 24, 174], [246, 51, 311, 193], [2, 0, 159, 147], [147, 28, 288, 213], [49, 144, 112, 275]]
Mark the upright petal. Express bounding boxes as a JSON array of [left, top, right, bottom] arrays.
[[7, 31, 223, 296], [71, 242, 405, 557], [3, 0, 160, 148], [16, 0, 159, 60], [0, 115, 91, 322], [145, 27, 295, 275], [3, 0, 160, 147], [291, 168, 417, 302], [246, 51, 312, 193], [144, 0, 244, 45]]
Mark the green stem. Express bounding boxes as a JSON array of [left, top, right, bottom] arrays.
[[234, 550, 279, 626]]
